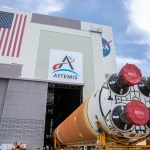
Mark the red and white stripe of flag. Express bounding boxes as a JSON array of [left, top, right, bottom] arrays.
[[0, 13, 27, 58]]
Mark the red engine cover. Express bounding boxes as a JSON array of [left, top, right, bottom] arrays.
[[125, 100, 149, 125], [120, 64, 142, 86]]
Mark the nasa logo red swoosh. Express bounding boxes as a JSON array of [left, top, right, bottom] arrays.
[[102, 40, 112, 47]]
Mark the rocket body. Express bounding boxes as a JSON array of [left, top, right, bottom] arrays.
[[54, 64, 150, 145]]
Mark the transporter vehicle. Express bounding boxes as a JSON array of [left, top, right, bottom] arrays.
[[53, 64, 150, 150]]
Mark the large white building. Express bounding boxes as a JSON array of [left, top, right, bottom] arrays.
[[0, 7, 117, 149]]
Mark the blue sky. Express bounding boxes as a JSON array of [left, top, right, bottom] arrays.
[[1, 0, 150, 76]]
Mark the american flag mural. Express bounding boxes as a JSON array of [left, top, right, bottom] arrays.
[[0, 11, 27, 57]]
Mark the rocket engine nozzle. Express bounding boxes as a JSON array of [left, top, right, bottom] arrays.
[[145, 77, 150, 90], [109, 64, 142, 95], [138, 77, 150, 97], [120, 100, 149, 126], [118, 64, 142, 86]]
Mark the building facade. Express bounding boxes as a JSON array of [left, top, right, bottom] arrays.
[[0, 8, 117, 149]]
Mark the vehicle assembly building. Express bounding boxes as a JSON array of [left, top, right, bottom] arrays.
[[0, 7, 117, 149]]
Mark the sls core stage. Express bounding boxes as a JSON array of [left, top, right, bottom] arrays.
[[0, 7, 150, 150], [54, 64, 150, 150]]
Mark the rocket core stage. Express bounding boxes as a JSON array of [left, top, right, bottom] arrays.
[[53, 64, 150, 146]]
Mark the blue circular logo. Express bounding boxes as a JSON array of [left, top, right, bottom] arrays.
[[102, 38, 112, 57]]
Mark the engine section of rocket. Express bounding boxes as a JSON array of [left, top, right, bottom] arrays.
[[54, 64, 150, 146]]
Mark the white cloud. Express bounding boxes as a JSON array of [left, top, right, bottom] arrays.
[[116, 55, 150, 76], [1, 0, 68, 14], [124, 0, 150, 46], [123, 0, 150, 75], [0, 6, 14, 10], [35, 0, 65, 14]]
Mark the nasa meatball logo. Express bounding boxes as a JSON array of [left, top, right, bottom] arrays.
[[102, 38, 112, 57], [52, 55, 79, 79]]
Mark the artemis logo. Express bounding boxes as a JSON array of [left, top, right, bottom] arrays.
[[52, 55, 79, 79], [49, 49, 83, 83]]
